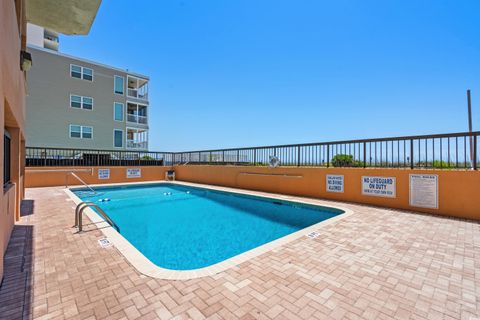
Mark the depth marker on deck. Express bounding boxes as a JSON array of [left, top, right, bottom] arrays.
[[98, 238, 113, 248], [306, 231, 321, 239]]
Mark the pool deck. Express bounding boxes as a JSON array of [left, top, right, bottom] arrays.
[[0, 184, 479, 319]]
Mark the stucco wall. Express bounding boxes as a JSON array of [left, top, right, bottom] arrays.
[[1, 0, 26, 282], [25, 165, 480, 220], [25, 166, 172, 188], [174, 165, 480, 220]]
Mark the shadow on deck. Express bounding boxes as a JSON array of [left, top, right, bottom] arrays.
[[0, 200, 34, 320]]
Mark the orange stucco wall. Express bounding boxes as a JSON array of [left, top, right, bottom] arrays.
[[25, 165, 480, 220], [174, 165, 480, 220], [1, 0, 26, 282], [25, 166, 173, 188]]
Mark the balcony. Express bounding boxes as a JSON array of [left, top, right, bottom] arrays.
[[127, 75, 148, 101], [126, 102, 148, 125], [43, 29, 59, 51], [126, 128, 148, 150], [127, 114, 147, 124], [127, 140, 148, 149]]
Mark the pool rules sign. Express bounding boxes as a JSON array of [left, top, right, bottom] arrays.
[[409, 174, 438, 209]]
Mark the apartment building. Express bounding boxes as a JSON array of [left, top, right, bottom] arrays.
[[25, 31, 150, 151]]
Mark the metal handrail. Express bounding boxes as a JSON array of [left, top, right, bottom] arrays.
[[74, 201, 120, 232], [66, 171, 96, 193]]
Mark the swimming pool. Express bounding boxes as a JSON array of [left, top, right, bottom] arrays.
[[72, 183, 344, 271]]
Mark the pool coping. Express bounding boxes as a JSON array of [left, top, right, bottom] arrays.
[[65, 181, 354, 280]]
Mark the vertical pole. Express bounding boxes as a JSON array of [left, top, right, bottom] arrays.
[[253, 149, 256, 165], [297, 146, 300, 167], [363, 142, 366, 168], [326, 145, 330, 168], [410, 139, 414, 169], [474, 135, 477, 170], [467, 89, 474, 169]]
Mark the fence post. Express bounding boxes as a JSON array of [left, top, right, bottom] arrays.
[[222, 150, 225, 163], [237, 150, 239, 163], [363, 142, 366, 168], [253, 149, 257, 165], [297, 146, 300, 167], [43, 148, 47, 166], [326, 145, 330, 168], [474, 135, 478, 170], [410, 139, 414, 169]]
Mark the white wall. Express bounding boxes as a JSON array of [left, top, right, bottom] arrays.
[[26, 23, 45, 47]]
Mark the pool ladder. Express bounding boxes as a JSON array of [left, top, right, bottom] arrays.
[[74, 202, 119, 232]]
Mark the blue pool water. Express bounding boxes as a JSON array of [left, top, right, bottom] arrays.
[[73, 184, 343, 270]]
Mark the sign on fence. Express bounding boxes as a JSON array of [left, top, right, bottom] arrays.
[[326, 175, 344, 193], [98, 168, 110, 180], [362, 176, 396, 198], [126, 168, 141, 178], [409, 174, 438, 209]]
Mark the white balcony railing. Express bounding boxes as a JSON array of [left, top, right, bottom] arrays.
[[127, 114, 147, 124], [127, 88, 148, 100], [127, 140, 148, 150]]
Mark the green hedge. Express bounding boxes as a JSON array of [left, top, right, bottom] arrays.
[[331, 154, 364, 167]]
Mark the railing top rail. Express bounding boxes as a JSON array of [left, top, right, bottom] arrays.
[[26, 146, 173, 154], [175, 131, 480, 154]]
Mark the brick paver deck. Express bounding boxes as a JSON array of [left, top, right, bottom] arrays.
[[0, 186, 479, 319]]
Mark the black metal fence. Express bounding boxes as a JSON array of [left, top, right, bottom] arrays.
[[26, 147, 174, 167], [26, 131, 479, 169], [172, 131, 479, 169]]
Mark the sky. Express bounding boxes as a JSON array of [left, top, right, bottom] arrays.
[[60, 0, 480, 151]]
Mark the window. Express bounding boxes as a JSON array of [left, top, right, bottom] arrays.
[[70, 64, 94, 81], [83, 68, 93, 81], [114, 102, 124, 121], [4, 131, 11, 186], [70, 125, 93, 139], [70, 95, 93, 110], [83, 97, 93, 110], [70, 95, 82, 108], [114, 129, 123, 147], [114, 75, 124, 95], [70, 125, 81, 138], [82, 126, 92, 139], [70, 65, 82, 79]]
